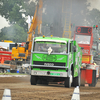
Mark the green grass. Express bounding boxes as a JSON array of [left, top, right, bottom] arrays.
[[0, 72, 28, 75]]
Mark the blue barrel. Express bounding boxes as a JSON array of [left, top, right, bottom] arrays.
[[17, 69, 19, 73]]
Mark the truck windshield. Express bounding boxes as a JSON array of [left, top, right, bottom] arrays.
[[34, 41, 67, 53], [75, 35, 91, 44]]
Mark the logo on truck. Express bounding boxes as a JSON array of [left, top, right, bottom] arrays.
[[42, 55, 57, 61]]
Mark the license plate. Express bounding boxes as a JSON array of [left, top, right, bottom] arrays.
[[50, 73, 60, 76]]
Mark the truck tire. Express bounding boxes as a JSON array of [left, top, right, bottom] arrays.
[[64, 77, 71, 88], [30, 75, 37, 85], [4, 60, 10, 64], [73, 70, 81, 87]]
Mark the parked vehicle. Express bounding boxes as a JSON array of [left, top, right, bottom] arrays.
[[74, 26, 99, 87]]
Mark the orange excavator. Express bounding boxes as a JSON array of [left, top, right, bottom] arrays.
[[10, 0, 43, 73]]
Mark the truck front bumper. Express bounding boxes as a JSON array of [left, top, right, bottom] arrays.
[[31, 70, 67, 77]]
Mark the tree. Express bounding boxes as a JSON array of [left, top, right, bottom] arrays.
[[86, 8, 100, 40], [0, 0, 37, 42], [0, 0, 100, 41], [0, 24, 27, 42], [0, 0, 37, 30]]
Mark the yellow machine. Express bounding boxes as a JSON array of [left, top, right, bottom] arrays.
[[4, 40, 13, 43], [11, 0, 43, 69]]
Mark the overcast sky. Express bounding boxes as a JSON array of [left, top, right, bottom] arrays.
[[87, 0, 100, 10], [0, 16, 10, 29], [0, 0, 100, 29]]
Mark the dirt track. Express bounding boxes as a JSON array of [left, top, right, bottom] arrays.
[[0, 75, 100, 100]]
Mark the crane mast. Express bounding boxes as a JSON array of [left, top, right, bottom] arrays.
[[62, 0, 72, 38], [27, 0, 43, 56]]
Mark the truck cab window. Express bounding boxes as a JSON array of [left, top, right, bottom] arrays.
[[33, 41, 67, 54]]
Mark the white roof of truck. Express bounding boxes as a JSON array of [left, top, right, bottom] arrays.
[[0, 42, 10, 49]]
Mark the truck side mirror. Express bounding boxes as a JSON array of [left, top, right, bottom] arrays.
[[73, 46, 76, 52], [81, 47, 84, 50]]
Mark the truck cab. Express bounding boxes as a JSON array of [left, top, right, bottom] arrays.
[[30, 36, 82, 88]]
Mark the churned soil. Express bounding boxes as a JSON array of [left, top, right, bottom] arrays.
[[0, 75, 100, 100]]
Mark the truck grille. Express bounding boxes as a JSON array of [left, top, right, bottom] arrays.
[[33, 61, 65, 66]]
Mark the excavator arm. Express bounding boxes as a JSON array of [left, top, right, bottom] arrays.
[[27, 0, 43, 56], [27, 0, 43, 35]]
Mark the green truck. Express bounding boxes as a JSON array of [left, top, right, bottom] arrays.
[[30, 36, 82, 88]]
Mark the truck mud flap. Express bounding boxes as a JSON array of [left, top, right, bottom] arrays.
[[89, 70, 96, 87]]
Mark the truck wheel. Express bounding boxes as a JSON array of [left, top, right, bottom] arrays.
[[65, 77, 71, 88], [73, 70, 81, 87], [30, 75, 37, 85]]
